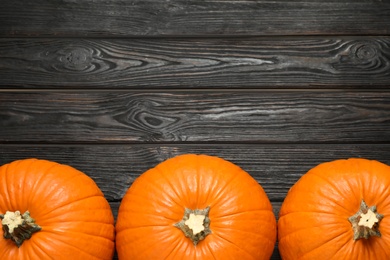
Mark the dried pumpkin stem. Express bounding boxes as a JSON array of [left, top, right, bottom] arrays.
[[174, 206, 211, 246], [348, 200, 383, 241], [0, 210, 41, 247]]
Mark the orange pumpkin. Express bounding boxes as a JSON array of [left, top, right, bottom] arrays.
[[278, 158, 390, 259], [0, 158, 115, 260], [116, 154, 276, 259]]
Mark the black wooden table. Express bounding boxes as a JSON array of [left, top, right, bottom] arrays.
[[1, 1, 390, 259]]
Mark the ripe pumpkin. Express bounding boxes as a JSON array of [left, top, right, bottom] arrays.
[[0, 158, 115, 260], [116, 154, 276, 259], [278, 158, 390, 259]]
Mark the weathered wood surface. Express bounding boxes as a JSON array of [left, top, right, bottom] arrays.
[[1, 0, 390, 37], [0, 37, 389, 89], [1, 0, 389, 259], [1, 91, 389, 143], [1, 144, 390, 202]]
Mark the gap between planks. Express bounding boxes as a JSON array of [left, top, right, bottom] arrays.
[[1, 88, 390, 93]]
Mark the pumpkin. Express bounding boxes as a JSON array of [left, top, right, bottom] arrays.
[[0, 158, 115, 260], [116, 154, 276, 259], [278, 158, 390, 259]]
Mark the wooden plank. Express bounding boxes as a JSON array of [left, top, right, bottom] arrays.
[[0, 37, 389, 89], [1, 1, 389, 37], [1, 91, 390, 143], [1, 144, 390, 202]]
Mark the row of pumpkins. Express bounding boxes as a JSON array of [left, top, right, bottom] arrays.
[[0, 154, 389, 259]]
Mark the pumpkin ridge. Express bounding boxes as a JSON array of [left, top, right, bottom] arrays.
[[46, 168, 99, 194], [48, 228, 115, 243], [27, 160, 60, 207], [0, 163, 13, 211], [156, 156, 211, 209], [42, 235, 105, 260], [116, 226, 183, 258], [164, 230, 194, 260], [13, 159, 37, 211], [41, 194, 106, 217], [330, 234, 352, 260], [115, 226, 172, 240], [122, 205, 178, 223], [195, 157, 201, 209], [212, 232, 256, 259], [308, 172, 354, 215], [196, 155, 237, 208], [152, 166, 186, 208], [162, 237, 181, 260], [42, 220, 115, 228], [340, 170, 363, 206], [280, 210, 347, 219], [1, 159, 59, 214], [117, 224, 172, 230], [298, 227, 349, 259], [116, 211, 178, 222], [210, 179, 265, 212], [212, 208, 273, 219], [367, 160, 390, 208], [30, 235, 54, 259], [40, 197, 113, 224], [311, 160, 373, 207], [42, 225, 115, 249], [0, 246, 10, 259], [17, 161, 79, 208], [363, 163, 390, 209], [205, 242, 218, 260], [121, 182, 184, 220], [44, 226, 114, 259], [278, 222, 347, 241], [214, 226, 276, 245], [375, 237, 390, 259], [205, 168, 242, 208], [213, 219, 275, 233]]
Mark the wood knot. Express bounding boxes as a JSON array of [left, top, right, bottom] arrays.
[[355, 44, 377, 60], [335, 40, 383, 72], [347, 41, 380, 64], [58, 47, 92, 72]]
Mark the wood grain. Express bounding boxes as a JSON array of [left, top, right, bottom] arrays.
[[1, 1, 389, 259], [1, 91, 389, 143], [0, 37, 389, 89], [1, 1, 390, 37], [1, 144, 390, 202]]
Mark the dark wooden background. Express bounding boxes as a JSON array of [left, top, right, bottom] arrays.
[[1, 1, 390, 259]]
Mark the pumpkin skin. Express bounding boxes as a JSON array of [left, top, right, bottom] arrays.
[[278, 158, 390, 259], [116, 154, 276, 259], [0, 159, 115, 260]]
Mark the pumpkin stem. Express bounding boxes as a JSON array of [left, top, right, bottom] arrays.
[[0, 210, 41, 247], [348, 200, 383, 241], [174, 206, 211, 246]]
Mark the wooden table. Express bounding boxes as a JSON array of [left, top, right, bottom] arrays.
[[1, 1, 389, 259]]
